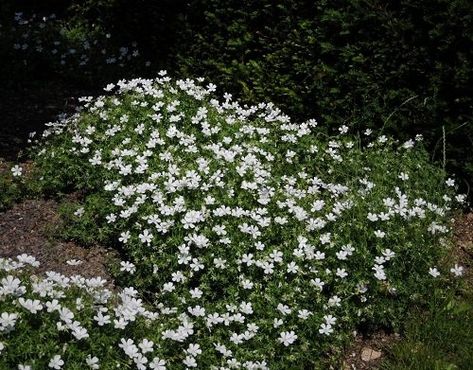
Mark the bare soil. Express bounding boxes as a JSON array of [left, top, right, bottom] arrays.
[[0, 199, 117, 285], [342, 331, 400, 370]]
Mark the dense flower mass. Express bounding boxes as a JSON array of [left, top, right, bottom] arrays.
[[0, 254, 166, 369], [3, 72, 465, 368]]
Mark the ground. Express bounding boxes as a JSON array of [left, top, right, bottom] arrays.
[[0, 199, 116, 285]]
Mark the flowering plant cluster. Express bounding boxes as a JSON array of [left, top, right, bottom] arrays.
[[7, 72, 466, 368], [0, 254, 171, 369]]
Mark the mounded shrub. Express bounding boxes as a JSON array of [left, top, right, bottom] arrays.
[[5, 73, 466, 368]]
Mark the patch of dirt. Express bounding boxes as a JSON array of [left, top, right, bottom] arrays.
[[0, 199, 117, 286], [342, 331, 400, 370], [453, 212, 473, 286]]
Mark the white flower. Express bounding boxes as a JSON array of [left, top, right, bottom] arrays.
[[94, 311, 111, 326], [48, 355, 64, 369], [310, 278, 325, 291], [150, 357, 166, 370], [11, 165, 23, 177], [450, 264, 464, 277], [297, 309, 312, 320], [59, 307, 74, 323], [18, 298, 43, 314], [230, 332, 244, 344], [402, 139, 414, 149], [119, 231, 131, 244], [382, 249, 395, 260], [119, 338, 139, 359], [398, 172, 409, 181], [86, 355, 100, 369], [1, 275, 24, 295], [375, 256, 386, 264], [319, 323, 333, 335], [189, 287, 203, 298], [287, 261, 299, 274], [66, 259, 82, 266], [429, 267, 440, 278], [0, 342, 4, 353], [74, 207, 85, 217], [336, 268, 348, 278], [139, 229, 153, 244], [71, 324, 89, 340], [278, 330, 297, 346], [373, 264, 386, 280], [241, 279, 254, 289], [456, 194, 466, 203], [328, 295, 341, 307], [367, 213, 378, 221], [324, 315, 337, 325], [445, 178, 455, 187], [374, 230, 385, 238], [186, 343, 202, 357], [188, 305, 205, 317], [277, 303, 291, 315], [139, 339, 154, 353], [133, 353, 148, 369], [120, 261, 136, 274], [183, 356, 197, 368], [213, 257, 227, 269], [378, 135, 388, 143]]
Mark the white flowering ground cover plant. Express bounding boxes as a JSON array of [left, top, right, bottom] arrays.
[[4, 72, 466, 368], [0, 254, 164, 370]]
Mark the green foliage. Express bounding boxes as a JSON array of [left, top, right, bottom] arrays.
[[0, 162, 39, 211], [0, 0, 183, 85], [0, 170, 22, 211], [381, 290, 473, 370], [2, 0, 473, 192], [174, 0, 473, 193]]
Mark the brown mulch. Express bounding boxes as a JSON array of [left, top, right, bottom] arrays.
[[341, 331, 400, 370], [0, 199, 117, 285], [453, 212, 473, 286]]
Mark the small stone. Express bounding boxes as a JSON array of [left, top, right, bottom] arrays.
[[361, 347, 382, 362]]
